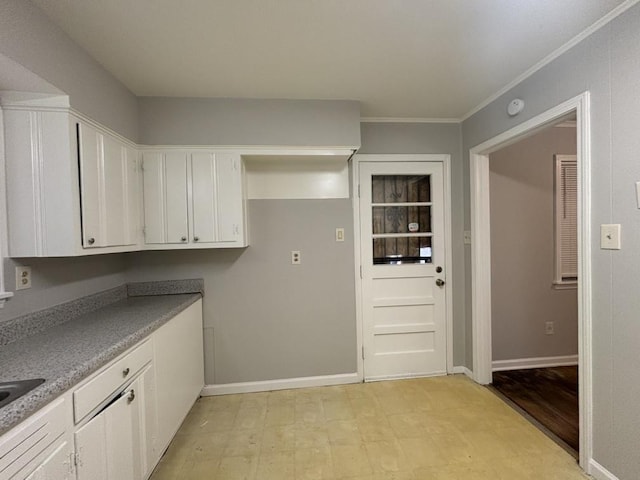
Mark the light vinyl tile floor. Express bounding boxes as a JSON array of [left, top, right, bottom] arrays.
[[150, 375, 589, 480]]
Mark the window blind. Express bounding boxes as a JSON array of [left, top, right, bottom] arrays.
[[555, 155, 577, 282]]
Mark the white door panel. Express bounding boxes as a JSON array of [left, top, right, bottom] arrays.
[[360, 161, 447, 380], [191, 153, 217, 243], [102, 137, 126, 247], [164, 153, 189, 244], [78, 123, 102, 247], [215, 153, 242, 242], [142, 153, 166, 244]]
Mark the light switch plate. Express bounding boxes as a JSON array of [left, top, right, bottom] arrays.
[[636, 182, 640, 209], [463, 231, 472, 245], [336, 228, 345, 242], [601, 224, 621, 250]]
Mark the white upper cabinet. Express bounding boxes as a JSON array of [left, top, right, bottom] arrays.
[[142, 152, 189, 244], [142, 150, 247, 249], [78, 123, 140, 249], [2, 100, 143, 257]]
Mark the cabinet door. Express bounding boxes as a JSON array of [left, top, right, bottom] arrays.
[[138, 364, 157, 477], [102, 135, 127, 247], [24, 440, 74, 480], [78, 123, 103, 248], [124, 147, 140, 246], [215, 153, 243, 243], [142, 153, 189, 244], [78, 123, 139, 249], [75, 381, 142, 480], [191, 153, 217, 243]]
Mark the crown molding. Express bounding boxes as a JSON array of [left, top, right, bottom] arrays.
[[360, 117, 460, 124]]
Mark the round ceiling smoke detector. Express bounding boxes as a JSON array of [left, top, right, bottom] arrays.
[[507, 99, 525, 117]]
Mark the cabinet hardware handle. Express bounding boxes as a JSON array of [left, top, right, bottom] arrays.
[[122, 367, 130, 377], [181, 236, 187, 242], [87, 237, 95, 245], [194, 236, 199, 242], [127, 389, 135, 403]]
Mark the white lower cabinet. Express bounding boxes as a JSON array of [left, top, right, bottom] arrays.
[[153, 301, 205, 460], [74, 369, 148, 480], [0, 299, 203, 480]]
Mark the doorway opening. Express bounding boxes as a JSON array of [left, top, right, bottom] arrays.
[[486, 116, 579, 456], [469, 92, 592, 470]]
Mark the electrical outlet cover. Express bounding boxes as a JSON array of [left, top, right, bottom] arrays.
[[16, 266, 32, 290]]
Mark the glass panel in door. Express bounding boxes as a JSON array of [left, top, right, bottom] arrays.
[[371, 174, 433, 264]]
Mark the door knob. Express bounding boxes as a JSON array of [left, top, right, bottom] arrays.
[[194, 236, 199, 242], [435, 278, 445, 287]]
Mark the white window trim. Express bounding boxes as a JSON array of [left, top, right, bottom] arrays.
[[553, 154, 578, 290], [0, 107, 14, 307]]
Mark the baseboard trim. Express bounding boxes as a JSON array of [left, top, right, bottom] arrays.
[[365, 371, 447, 382], [451, 366, 474, 378], [492, 355, 579, 372], [589, 459, 620, 480], [201, 373, 360, 396]]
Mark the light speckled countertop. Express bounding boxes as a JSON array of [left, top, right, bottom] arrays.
[[0, 292, 201, 435]]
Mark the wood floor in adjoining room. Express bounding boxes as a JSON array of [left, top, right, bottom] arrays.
[[491, 366, 579, 454], [150, 375, 587, 480]]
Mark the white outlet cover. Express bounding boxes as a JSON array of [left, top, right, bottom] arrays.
[[601, 224, 621, 250], [291, 250, 301, 264], [16, 266, 32, 290]]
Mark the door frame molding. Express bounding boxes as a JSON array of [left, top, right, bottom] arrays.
[[469, 92, 592, 470], [351, 154, 454, 382]]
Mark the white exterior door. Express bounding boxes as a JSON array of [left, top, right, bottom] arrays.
[[359, 161, 447, 380]]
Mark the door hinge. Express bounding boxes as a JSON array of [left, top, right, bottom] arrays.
[[72, 452, 80, 468], [357, 184, 360, 198], [359, 266, 362, 278], [140, 160, 144, 172], [362, 346, 365, 359]]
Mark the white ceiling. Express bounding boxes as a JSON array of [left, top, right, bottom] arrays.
[[32, 0, 628, 119]]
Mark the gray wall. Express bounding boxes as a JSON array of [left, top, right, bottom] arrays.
[[359, 122, 465, 366], [490, 127, 577, 361], [126, 200, 356, 384], [462, 5, 640, 477], [0, 256, 128, 322], [138, 97, 361, 147], [0, 0, 139, 140]]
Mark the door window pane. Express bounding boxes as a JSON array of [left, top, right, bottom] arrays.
[[372, 206, 431, 234], [373, 236, 432, 264], [372, 175, 430, 203]]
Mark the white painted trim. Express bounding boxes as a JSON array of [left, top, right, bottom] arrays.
[[365, 371, 447, 382], [451, 366, 474, 378], [492, 355, 578, 372], [443, 155, 455, 374], [469, 92, 592, 471], [200, 373, 359, 396], [352, 153, 454, 382], [351, 158, 365, 383], [460, 0, 640, 121], [588, 459, 620, 480], [360, 117, 460, 124], [140, 145, 358, 156]]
